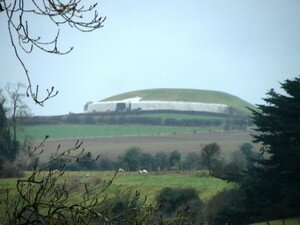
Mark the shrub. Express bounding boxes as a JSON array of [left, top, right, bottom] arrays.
[[156, 187, 204, 224], [99, 190, 151, 223], [206, 189, 242, 225], [0, 160, 20, 178], [206, 188, 266, 225], [97, 156, 116, 171]]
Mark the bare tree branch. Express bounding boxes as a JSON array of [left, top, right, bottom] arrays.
[[1, 0, 106, 106]]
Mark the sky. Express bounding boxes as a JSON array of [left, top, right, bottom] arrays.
[[1, 0, 300, 116]]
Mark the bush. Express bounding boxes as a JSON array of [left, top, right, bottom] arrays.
[[0, 160, 20, 178], [206, 189, 242, 225], [156, 187, 204, 224], [97, 156, 116, 171], [206, 188, 268, 225], [100, 190, 145, 223]]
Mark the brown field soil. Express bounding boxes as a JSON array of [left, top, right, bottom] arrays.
[[39, 131, 258, 159]]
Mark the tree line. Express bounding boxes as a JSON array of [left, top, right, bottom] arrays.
[[24, 142, 258, 177]]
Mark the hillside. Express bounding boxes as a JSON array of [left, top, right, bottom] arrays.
[[101, 88, 255, 114]]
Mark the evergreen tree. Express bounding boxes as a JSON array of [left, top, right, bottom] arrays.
[[249, 77, 300, 215], [211, 77, 300, 224], [0, 102, 18, 162]]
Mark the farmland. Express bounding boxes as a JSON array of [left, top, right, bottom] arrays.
[[19, 125, 255, 159]]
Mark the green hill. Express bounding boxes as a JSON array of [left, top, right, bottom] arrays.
[[101, 88, 255, 115]]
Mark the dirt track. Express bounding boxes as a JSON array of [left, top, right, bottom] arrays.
[[39, 131, 255, 159]]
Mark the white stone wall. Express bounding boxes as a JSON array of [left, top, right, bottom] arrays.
[[87, 100, 230, 114], [87, 102, 117, 112], [130, 101, 229, 114]]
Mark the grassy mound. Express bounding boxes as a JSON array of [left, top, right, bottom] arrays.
[[101, 88, 255, 114]]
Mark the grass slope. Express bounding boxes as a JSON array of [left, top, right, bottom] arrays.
[[101, 88, 255, 114]]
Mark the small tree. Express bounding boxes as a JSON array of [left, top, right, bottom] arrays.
[[200, 142, 221, 174], [5, 83, 30, 150], [139, 152, 155, 171], [169, 151, 181, 169], [154, 152, 169, 171], [0, 99, 18, 163], [184, 152, 202, 170], [121, 147, 142, 171]]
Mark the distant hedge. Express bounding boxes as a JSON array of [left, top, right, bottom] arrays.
[[19, 111, 251, 130]]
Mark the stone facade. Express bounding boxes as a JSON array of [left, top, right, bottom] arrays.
[[86, 97, 230, 114]]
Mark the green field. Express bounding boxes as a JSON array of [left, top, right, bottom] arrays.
[[0, 171, 233, 204], [252, 218, 300, 225], [105, 171, 232, 202], [102, 88, 255, 114], [19, 124, 220, 141]]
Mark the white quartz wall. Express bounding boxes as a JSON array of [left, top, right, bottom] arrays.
[[87, 100, 230, 114], [87, 102, 117, 112]]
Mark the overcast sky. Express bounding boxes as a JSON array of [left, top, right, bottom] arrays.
[[1, 0, 300, 116]]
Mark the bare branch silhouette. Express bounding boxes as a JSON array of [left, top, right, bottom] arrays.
[[1, 0, 106, 105]]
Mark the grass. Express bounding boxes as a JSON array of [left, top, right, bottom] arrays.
[[0, 171, 233, 205], [18, 124, 220, 141], [0, 177, 18, 191], [109, 171, 232, 203], [101, 88, 255, 114], [252, 217, 300, 225]]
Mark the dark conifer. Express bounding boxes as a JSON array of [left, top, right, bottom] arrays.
[[249, 76, 300, 215]]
